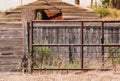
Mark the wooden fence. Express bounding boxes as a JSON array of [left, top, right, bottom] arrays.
[[0, 22, 23, 72]]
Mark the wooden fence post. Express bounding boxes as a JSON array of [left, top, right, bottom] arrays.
[[21, 8, 35, 73]]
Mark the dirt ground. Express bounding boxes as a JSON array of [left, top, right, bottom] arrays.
[[0, 70, 120, 81]]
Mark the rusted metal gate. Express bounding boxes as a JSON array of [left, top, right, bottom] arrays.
[[28, 20, 120, 71]]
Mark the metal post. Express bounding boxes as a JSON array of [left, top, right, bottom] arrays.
[[101, 21, 104, 68], [26, 22, 30, 73], [28, 21, 33, 73], [27, 22, 30, 53], [80, 21, 84, 69]]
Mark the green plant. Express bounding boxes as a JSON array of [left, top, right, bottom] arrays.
[[101, 0, 110, 8], [113, 49, 120, 64], [115, 54, 120, 64], [108, 47, 120, 64], [33, 46, 52, 68], [94, 7, 110, 18], [64, 62, 80, 68]]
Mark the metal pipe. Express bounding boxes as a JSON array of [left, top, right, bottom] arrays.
[[32, 20, 120, 22], [29, 21, 34, 73], [101, 21, 104, 68], [32, 44, 120, 47], [80, 21, 84, 69], [33, 68, 111, 71]]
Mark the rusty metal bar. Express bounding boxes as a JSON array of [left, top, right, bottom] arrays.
[[80, 21, 84, 69], [27, 22, 30, 53], [33, 27, 120, 29], [29, 21, 34, 73], [31, 21, 34, 73], [33, 26, 120, 29], [32, 20, 120, 23], [101, 21, 104, 67], [33, 26, 80, 28], [33, 68, 111, 71], [32, 44, 120, 47]]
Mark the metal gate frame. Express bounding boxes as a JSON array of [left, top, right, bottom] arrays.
[[28, 20, 120, 72]]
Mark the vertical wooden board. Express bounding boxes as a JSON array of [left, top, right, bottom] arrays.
[[22, 8, 35, 49], [22, 8, 36, 73]]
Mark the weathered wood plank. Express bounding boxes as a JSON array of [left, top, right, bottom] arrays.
[[0, 38, 23, 46], [0, 50, 23, 55], [22, 8, 35, 73], [0, 19, 23, 72], [0, 65, 21, 72], [5, 11, 21, 15], [0, 46, 23, 51], [0, 18, 21, 21], [0, 30, 23, 37], [0, 23, 22, 28], [0, 58, 22, 64], [5, 14, 21, 18]]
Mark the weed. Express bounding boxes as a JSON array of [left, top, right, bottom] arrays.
[[94, 7, 110, 18], [33, 46, 52, 68]]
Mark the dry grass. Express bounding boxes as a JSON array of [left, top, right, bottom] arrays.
[[94, 7, 120, 19], [1, 59, 120, 81], [102, 8, 120, 19], [0, 70, 120, 81]]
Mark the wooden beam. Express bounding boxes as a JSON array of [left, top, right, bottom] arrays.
[[75, 0, 80, 5]]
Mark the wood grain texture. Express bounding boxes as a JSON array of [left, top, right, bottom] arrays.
[[0, 22, 23, 72]]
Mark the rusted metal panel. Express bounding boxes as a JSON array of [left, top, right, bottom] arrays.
[[35, 9, 62, 20], [44, 10, 62, 20]]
